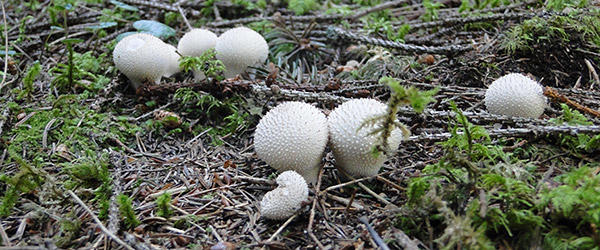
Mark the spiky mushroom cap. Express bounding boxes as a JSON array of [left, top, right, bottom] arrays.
[[328, 98, 405, 178], [260, 171, 309, 220], [215, 27, 268, 78], [254, 101, 328, 184], [177, 29, 218, 81], [484, 73, 547, 118], [113, 33, 171, 89]]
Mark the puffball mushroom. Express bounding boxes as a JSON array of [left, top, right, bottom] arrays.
[[163, 44, 181, 77], [113, 33, 171, 89], [328, 98, 405, 178], [215, 27, 268, 78], [260, 171, 308, 220], [177, 29, 218, 81], [254, 101, 328, 184], [484, 73, 547, 118]]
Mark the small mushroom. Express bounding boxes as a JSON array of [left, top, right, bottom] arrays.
[[484, 73, 547, 118], [254, 101, 328, 184], [177, 29, 218, 81], [113, 33, 171, 89], [328, 98, 405, 178], [215, 27, 269, 78], [260, 171, 308, 220]]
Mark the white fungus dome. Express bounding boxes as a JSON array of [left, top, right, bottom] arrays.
[[328, 98, 405, 178], [254, 101, 328, 184], [260, 171, 308, 220], [113, 33, 171, 89], [163, 44, 181, 77], [215, 27, 268, 78], [177, 29, 218, 81], [484, 73, 546, 118]]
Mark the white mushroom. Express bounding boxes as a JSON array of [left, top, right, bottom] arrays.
[[254, 101, 328, 184], [260, 171, 308, 220], [328, 98, 405, 178], [163, 44, 181, 77], [113, 33, 171, 89], [215, 27, 268, 78], [484, 73, 546, 118], [177, 29, 218, 81]]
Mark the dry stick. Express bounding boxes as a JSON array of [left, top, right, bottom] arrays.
[[544, 86, 600, 118], [0, 0, 9, 91], [584, 58, 600, 90], [176, 4, 193, 31], [358, 216, 391, 250], [348, 0, 408, 20], [337, 168, 398, 208], [0, 107, 9, 137], [307, 166, 325, 249], [0, 221, 10, 246], [262, 213, 298, 245], [67, 190, 135, 250]]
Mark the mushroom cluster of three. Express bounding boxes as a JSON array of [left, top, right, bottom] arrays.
[[256, 99, 406, 219], [112, 27, 268, 88]]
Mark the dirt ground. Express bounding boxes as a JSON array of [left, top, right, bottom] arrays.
[[1, 0, 600, 249]]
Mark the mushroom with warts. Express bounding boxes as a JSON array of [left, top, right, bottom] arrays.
[[484, 73, 547, 118], [260, 171, 309, 220], [177, 28, 218, 81], [328, 98, 405, 178], [215, 27, 269, 78], [163, 44, 181, 77], [254, 101, 328, 184], [113, 33, 172, 89]]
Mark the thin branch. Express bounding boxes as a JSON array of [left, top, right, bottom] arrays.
[[307, 165, 325, 249], [67, 190, 135, 250], [0, 220, 10, 246], [0, 0, 9, 91], [544, 86, 600, 118], [358, 216, 391, 250]]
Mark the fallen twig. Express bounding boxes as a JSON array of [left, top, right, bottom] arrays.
[[0, 220, 10, 246], [544, 86, 600, 118], [67, 190, 135, 250], [358, 216, 391, 250], [307, 165, 325, 249]]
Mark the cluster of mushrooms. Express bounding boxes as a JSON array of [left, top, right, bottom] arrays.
[[112, 26, 268, 88], [110, 27, 547, 221], [256, 72, 547, 220], [255, 99, 407, 219]]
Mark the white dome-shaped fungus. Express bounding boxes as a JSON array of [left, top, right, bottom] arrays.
[[484, 73, 546, 118], [163, 44, 181, 77], [254, 101, 328, 184], [177, 29, 218, 81], [113, 33, 171, 89], [328, 99, 405, 178], [260, 171, 308, 220], [215, 27, 268, 78]]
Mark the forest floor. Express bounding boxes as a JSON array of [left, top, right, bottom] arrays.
[[1, 0, 600, 249]]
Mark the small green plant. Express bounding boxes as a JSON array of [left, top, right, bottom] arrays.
[[156, 192, 172, 218], [422, 0, 444, 22], [179, 49, 225, 81], [17, 61, 41, 100], [0, 153, 45, 217], [287, 0, 320, 15], [173, 88, 251, 145], [117, 194, 140, 229], [548, 104, 600, 153], [538, 166, 600, 248], [501, 13, 600, 54], [366, 77, 438, 156]]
